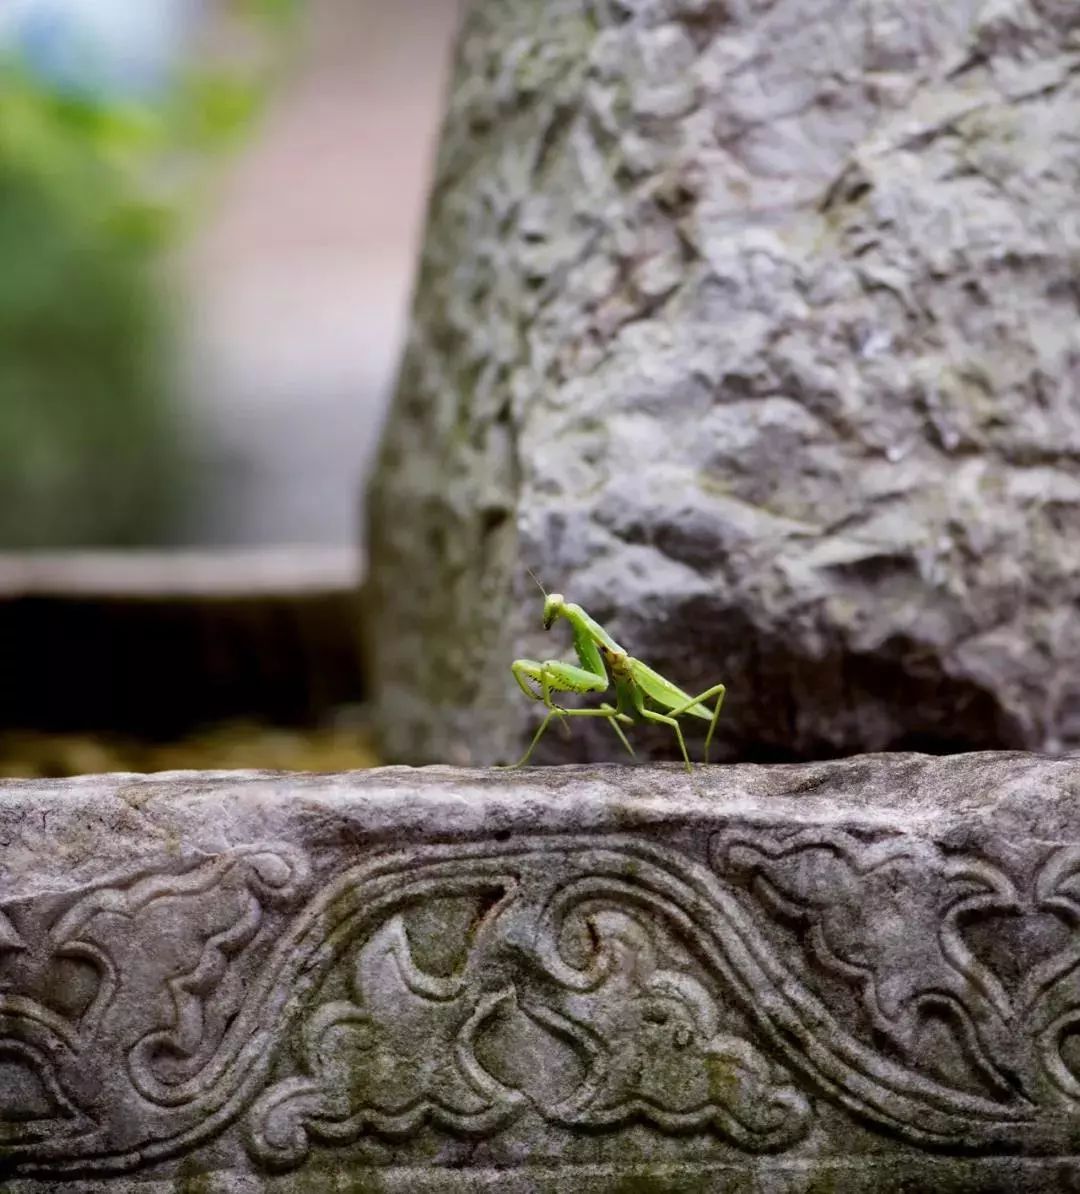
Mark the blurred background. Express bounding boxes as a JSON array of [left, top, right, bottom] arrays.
[[0, 0, 461, 774]]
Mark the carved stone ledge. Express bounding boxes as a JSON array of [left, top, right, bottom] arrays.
[[3, 753, 1080, 1191]]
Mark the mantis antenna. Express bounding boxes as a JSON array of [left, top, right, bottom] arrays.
[[526, 568, 547, 598]]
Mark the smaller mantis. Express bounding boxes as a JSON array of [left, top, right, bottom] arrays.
[[507, 583, 725, 771]]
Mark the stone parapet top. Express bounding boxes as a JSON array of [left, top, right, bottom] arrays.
[[3, 754, 1080, 1191]]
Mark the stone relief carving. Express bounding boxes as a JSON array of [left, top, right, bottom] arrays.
[[6, 828, 1080, 1179], [715, 828, 1080, 1124], [246, 846, 810, 1170], [0, 844, 311, 1174]]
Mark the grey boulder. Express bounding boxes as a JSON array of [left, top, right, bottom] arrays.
[[367, 0, 1080, 766]]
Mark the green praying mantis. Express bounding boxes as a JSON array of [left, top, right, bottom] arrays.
[[506, 581, 726, 771]]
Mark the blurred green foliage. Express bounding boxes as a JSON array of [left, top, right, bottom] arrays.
[[0, 3, 294, 548]]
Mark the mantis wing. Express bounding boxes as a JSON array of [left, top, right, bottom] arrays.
[[626, 658, 714, 721]]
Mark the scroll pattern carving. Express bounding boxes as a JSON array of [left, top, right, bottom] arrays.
[[0, 844, 310, 1174], [713, 829, 1080, 1120], [5, 829, 1080, 1179], [245, 849, 810, 1169]]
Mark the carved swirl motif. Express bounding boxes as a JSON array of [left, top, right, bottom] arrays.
[[0, 844, 310, 1174], [713, 828, 1080, 1121], [245, 850, 810, 1169], [8, 829, 1080, 1179]]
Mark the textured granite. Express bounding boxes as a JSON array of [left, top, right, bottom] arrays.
[[5, 753, 1080, 1189], [367, 0, 1080, 766]]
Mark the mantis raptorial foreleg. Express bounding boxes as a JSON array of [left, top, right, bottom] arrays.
[[507, 646, 634, 767], [511, 658, 606, 710]]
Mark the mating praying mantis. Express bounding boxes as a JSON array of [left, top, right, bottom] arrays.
[[506, 585, 726, 771]]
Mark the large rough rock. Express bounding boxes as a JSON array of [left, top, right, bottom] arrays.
[[8, 754, 1080, 1190], [367, 0, 1080, 766]]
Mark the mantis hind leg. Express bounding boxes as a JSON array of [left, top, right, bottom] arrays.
[[665, 683, 726, 764], [501, 704, 632, 769], [630, 688, 692, 774]]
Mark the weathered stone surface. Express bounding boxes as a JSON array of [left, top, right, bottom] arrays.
[[367, 0, 1080, 766], [5, 753, 1080, 1189]]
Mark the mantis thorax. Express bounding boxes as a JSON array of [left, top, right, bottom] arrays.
[[600, 642, 631, 678]]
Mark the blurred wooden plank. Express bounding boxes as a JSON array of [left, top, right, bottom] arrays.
[[0, 549, 366, 736], [0, 546, 361, 597]]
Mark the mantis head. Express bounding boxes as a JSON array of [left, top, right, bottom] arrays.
[[542, 592, 566, 629]]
